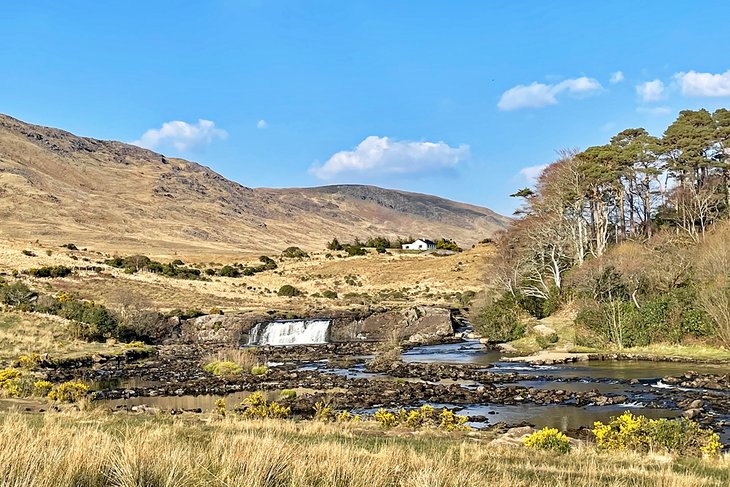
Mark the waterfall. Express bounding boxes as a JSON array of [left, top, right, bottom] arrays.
[[247, 319, 330, 346]]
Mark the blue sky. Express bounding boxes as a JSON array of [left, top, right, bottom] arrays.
[[2, 1, 730, 215]]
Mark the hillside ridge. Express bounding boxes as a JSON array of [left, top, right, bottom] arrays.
[[0, 114, 510, 254]]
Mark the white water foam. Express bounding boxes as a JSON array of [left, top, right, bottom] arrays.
[[247, 320, 330, 346]]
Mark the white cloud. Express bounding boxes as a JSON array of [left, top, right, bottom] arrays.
[[310, 136, 469, 180], [636, 80, 665, 102], [256, 119, 268, 129], [674, 69, 730, 97], [132, 119, 227, 151], [609, 71, 624, 84], [518, 164, 548, 184], [497, 76, 602, 111]]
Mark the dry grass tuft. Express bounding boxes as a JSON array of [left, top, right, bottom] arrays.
[[0, 411, 728, 486]]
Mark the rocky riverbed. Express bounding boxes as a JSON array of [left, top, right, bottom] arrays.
[[27, 338, 729, 442]]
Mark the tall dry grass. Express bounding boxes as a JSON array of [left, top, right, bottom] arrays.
[[0, 411, 728, 487]]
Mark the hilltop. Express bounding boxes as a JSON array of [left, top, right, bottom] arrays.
[[0, 114, 509, 256]]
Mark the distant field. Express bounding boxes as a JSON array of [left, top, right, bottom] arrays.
[[0, 237, 492, 312]]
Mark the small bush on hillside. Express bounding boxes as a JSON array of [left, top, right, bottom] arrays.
[[281, 247, 309, 259], [322, 290, 338, 299], [278, 285, 302, 297], [60, 243, 78, 250], [26, 265, 74, 278], [0, 281, 35, 307], [258, 256, 278, 270], [344, 245, 367, 257], [218, 265, 241, 278], [59, 299, 118, 338], [21, 250, 36, 257], [524, 427, 571, 453], [327, 238, 343, 251], [435, 239, 462, 252]]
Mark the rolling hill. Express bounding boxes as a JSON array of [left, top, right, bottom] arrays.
[[0, 114, 509, 255]]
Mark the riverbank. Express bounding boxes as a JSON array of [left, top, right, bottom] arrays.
[[0, 411, 728, 487]]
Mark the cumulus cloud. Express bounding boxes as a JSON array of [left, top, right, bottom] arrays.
[[609, 71, 625, 84], [636, 80, 665, 102], [310, 136, 469, 180], [674, 69, 730, 97], [518, 164, 548, 184], [257, 119, 268, 129], [132, 119, 228, 151], [497, 76, 602, 111]]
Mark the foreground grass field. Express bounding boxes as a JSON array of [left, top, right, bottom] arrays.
[[0, 412, 728, 487]]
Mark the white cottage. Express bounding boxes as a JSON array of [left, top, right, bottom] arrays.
[[401, 239, 436, 251]]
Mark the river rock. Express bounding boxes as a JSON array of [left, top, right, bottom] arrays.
[[683, 408, 702, 419]]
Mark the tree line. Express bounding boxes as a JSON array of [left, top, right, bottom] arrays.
[[483, 108, 730, 348]]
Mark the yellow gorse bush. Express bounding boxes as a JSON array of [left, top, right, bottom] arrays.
[[240, 391, 291, 420], [373, 406, 469, 431], [592, 411, 723, 456], [48, 381, 88, 402], [523, 427, 571, 453]]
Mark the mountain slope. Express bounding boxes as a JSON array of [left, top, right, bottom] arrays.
[[0, 114, 509, 254]]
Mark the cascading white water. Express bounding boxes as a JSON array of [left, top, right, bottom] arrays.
[[247, 319, 330, 346]]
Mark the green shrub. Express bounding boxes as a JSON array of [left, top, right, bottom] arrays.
[[250, 365, 268, 376], [593, 412, 722, 456], [59, 299, 118, 338], [21, 250, 36, 257], [322, 290, 338, 299], [474, 294, 526, 342], [345, 245, 367, 257], [280, 389, 297, 400], [61, 243, 78, 250], [258, 256, 278, 270], [281, 247, 309, 259], [435, 239, 462, 252], [536, 332, 560, 349], [203, 361, 243, 377], [26, 265, 73, 278], [0, 281, 35, 307], [278, 285, 302, 297], [523, 427, 571, 453], [327, 238, 343, 251], [218, 265, 241, 278]]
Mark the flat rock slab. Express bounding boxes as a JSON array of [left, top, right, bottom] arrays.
[[502, 351, 591, 365]]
